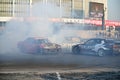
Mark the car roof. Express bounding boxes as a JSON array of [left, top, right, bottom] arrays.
[[89, 38, 106, 40]]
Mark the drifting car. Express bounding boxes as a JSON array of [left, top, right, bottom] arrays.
[[17, 37, 61, 54], [72, 38, 120, 56]]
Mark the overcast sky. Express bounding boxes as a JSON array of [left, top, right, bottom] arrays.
[[108, 0, 120, 21]]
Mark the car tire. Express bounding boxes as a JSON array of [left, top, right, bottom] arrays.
[[72, 46, 81, 54], [97, 49, 105, 57], [37, 48, 44, 55], [18, 46, 26, 53], [57, 48, 62, 53]]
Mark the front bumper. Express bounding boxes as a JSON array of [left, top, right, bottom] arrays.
[[43, 48, 61, 53]]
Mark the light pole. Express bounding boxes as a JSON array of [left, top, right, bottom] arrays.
[[71, 0, 74, 18], [12, 0, 15, 17], [59, 0, 62, 18], [29, 0, 32, 16], [102, 8, 106, 30]]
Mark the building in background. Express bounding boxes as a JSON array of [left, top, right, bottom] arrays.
[[0, 0, 31, 17], [0, 0, 31, 27], [0, 0, 107, 19], [4, 0, 120, 31], [31, 0, 107, 20]]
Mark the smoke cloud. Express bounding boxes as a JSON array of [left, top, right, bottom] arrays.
[[0, 2, 63, 54], [0, 1, 92, 54]]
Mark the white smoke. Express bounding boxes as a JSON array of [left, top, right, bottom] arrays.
[[0, 1, 89, 54], [0, 2, 63, 54]]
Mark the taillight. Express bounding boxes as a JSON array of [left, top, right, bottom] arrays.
[[40, 44, 45, 48], [113, 45, 118, 48]]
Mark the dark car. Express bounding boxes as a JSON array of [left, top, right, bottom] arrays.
[[72, 38, 120, 56], [17, 37, 61, 54]]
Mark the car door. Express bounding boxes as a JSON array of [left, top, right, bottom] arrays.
[[82, 39, 97, 54]]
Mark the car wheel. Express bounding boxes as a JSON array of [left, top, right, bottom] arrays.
[[57, 48, 62, 53], [18, 46, 26, 53], [38, 48, 44, 55], [72, 46, 81, 54], [97, 49, 105, 57]]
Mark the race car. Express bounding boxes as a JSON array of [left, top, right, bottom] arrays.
[[17, 37, 61, 54], [72, 38, 120, 56]]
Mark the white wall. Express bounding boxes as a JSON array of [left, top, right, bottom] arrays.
[[108, 0, 120, 21]]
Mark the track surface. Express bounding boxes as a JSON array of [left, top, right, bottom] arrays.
[[0, 52, 120, 73], [0, 52, 120, 80]]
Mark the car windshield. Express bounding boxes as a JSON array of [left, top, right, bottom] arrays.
[[37, 39, 50, 44], [25, 38, 36, 44]]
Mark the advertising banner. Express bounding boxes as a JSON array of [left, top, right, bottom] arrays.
[[89, 2, 104, 18]]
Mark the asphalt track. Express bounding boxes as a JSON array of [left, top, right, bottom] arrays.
[[0, 52, 120, 73]]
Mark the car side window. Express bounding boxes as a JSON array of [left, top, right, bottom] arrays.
[[96, 39, 101, 44], [85, 40, 96, 46]]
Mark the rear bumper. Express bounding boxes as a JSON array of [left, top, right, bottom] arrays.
[[113, 48, 120, 55], [105, 49, 120, 55]]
